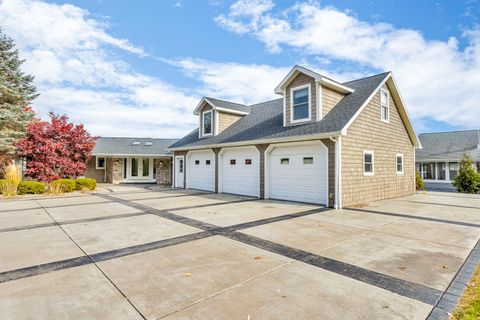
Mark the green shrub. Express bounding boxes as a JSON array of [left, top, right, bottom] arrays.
[[75, 178, 96, 191], [415, 170, 424, 191], [50, 178, 76, 193], [0, 179, 6, 194], [18, 181, 46, 195], [453, 154, 480, 194]]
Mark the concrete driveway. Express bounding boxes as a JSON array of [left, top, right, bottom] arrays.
[[0, 186, 479, 320]]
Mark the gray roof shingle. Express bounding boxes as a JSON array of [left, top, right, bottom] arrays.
[[170, 72, 389, 149], [416, 130, 480, 161], [205, 97, 251, 113], [93, 137, 178, 156]]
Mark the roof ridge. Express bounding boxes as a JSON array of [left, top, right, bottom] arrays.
[[205, 96, 247, 106], [342, 71, 390, 85], [419, 129, 479, 135], [98, 137, 179, 140]]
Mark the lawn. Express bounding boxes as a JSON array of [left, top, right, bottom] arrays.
[[451, 264, 480, 320]]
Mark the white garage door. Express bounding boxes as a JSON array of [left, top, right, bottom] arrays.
[[221, 147, 259, 197], [187, 150, 215, 191], [268, 142, 328, 204]]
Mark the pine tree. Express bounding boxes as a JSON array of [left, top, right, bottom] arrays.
[[453, 154, 480, 194], [0, 29, 38, 158]]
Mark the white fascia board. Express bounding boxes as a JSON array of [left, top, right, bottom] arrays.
[[214, 106, 249, 115], [168, 131, 342, 152], [92, 153, 173, 157]]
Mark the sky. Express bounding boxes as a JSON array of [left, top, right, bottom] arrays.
[[0, 0, 479, 138]]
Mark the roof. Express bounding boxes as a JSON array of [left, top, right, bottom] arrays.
[[170, 72, 394, 150], [93, 137, 178, 156], [193, 97, 250, 115], [416, 130, 480, 161]]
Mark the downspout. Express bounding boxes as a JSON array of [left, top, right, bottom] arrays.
[[329, 136, 342, 209]]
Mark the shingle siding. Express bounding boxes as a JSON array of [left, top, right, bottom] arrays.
[[85, 156, 105, 182], [341, 84, 415, 207], [322, 86, 345, 118], [285, 73, 317, 126], [218, 111, 242, 133]]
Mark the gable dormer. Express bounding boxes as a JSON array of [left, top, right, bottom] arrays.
[[274, 66, 354, 127], [194, 97, 249, 138]]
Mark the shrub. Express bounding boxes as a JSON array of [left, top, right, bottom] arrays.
[[453, 154, 480, 194], [1, 163, 21, 198], [415, 170, 424, 191], [0, 179, 6, 194], [75, 178, 96, 191], [49, 178, 76, 193], [18, 181, 46, 195]]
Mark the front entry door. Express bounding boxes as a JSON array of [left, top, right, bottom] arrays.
[[175, 156, 184, 188], [129, 157, 151, 179]]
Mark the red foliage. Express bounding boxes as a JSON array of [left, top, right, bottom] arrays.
[[15, 113, 96, 182]]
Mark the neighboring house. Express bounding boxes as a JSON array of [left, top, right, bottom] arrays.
[[85, 137, 177, 184], [169, 65, 421, 208], [416, 130, 480, 191]]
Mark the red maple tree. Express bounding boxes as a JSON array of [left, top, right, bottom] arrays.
[[15, 113, 96, 182]]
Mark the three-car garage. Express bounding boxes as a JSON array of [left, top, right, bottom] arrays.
[[180, 141, 329, 205]]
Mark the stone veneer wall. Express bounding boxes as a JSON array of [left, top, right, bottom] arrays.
[[106, 158, 122, 184], [154, 158, 172, 185]]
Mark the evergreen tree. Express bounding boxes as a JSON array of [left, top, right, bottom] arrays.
[[453, 154, 480, 194], [0, 29, 38, 158]]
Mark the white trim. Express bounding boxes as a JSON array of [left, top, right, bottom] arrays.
[[92, 153, 172, 157], [341, 73, 421, 148], [122, 156, 155, 181], [202, 110, 213, 137], [316, 83, 322, 121], [193, 98, 249, 116], [95, 156, 106, 169], [282, 88, 286, 127], [290, 83, 312, 124], [169, 131, 343, 152], [396, 153, 404, 175], [214, 110, 219, 136], [334, 136, 342, 209], [174, 155, 185, 188], [380, 88, 390, 123], [214, 106, 248, 115], [185, 149, 215, 190], [274, 65, 354, 95], [363, 150, 374, 176]]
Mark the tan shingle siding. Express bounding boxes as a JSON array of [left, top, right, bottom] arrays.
[[218, 111, 242, 133], [285, 73, 317, 126], [341, 84, 415, 207], [322, 86, 344, 117]]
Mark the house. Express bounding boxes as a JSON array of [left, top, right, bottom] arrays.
[[416, 130, 480, 191], [169, 65, 421, 208], [85, 137, 178, 184]]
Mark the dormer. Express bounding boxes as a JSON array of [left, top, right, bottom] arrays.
[[274, 65, 355, 127], [194, 97, 250, 138]]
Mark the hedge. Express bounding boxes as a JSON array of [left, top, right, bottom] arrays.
[[76, 178, 96, 191], [18, 181, 46, 195], [50, 178, 76, 193]]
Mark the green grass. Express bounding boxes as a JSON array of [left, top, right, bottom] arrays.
[[451, 264, 480, 320]]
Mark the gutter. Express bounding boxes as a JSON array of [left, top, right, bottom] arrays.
[[168, 131, 343, 152]]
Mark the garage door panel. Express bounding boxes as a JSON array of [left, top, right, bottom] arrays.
[[188, 151, 215, 192], [268, 143, 327, 205], [221, 148, 259, 197]]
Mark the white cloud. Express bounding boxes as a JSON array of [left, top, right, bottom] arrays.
[[216, 0, 480, 130], [0, 0, 198, 138]]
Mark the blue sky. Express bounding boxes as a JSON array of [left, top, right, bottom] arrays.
[[1, 0, 479, 138]]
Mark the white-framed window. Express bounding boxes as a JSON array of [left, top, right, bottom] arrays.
[[380, 88, 390, 123], [96, 156, 106, 169], [202, 110, 212, 136], [363, 151, 374, 176], [396, 154, 403, 174], [290, 84, 311, 123]]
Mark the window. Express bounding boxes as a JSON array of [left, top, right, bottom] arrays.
[[291, 86, 310, 122], [142, 158, 149, 177], [230, 159, 236, 165], [131, 158, 138, 177], [123, 158, 127, 179], [438, 162, 446, 180], [303, 157, 314, 164], [203, 110, 212, 135], [380, 89, 390, 122], [449, 162, 459, 180], [422, 162, 436, 180], [179, 159, 184, 173], [195, 160, 200, 165], [396, 154, 403, 174], [96, 157, 105, 169], [206, 160, 211, 165], [363, 151, 374, 176], [280, 158, 289, 165], [245, 159, 252, 165]]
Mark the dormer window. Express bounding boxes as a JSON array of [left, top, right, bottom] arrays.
[[290, 84, 311, 123], [202, 110, 212, 136]]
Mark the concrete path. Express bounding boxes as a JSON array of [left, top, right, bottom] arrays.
[[0, 186, 479, 319]]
